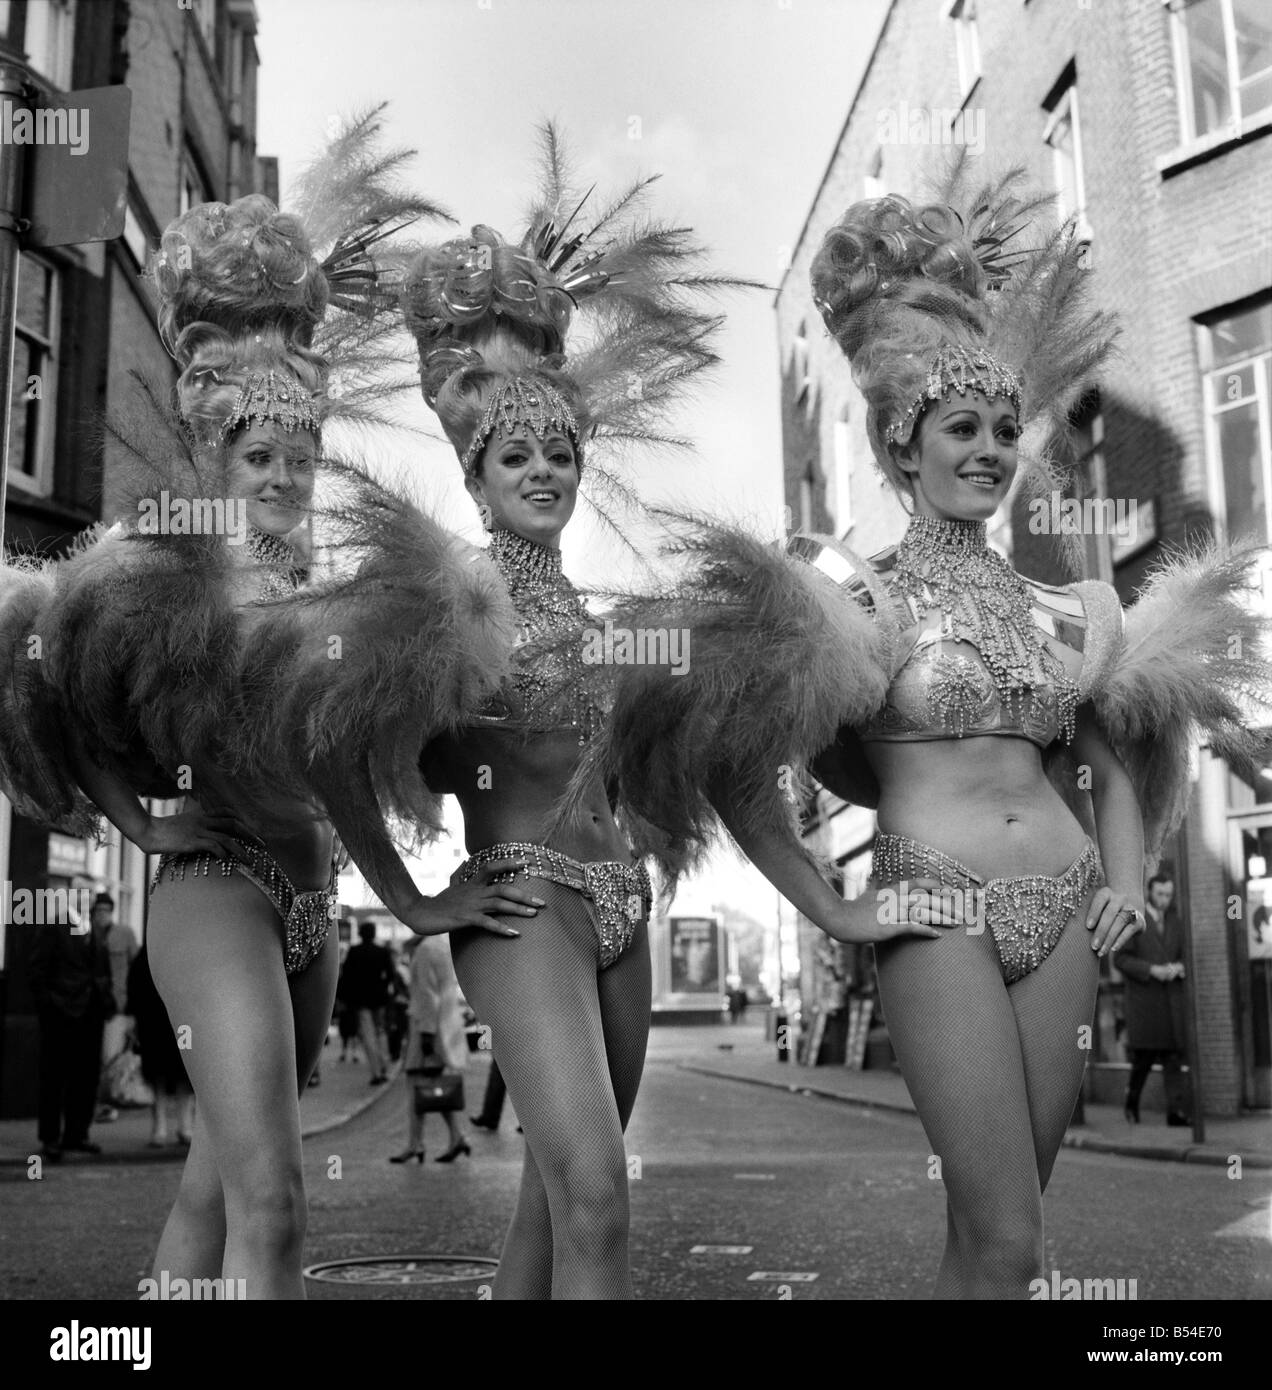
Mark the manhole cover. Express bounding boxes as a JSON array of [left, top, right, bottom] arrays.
[[303, 1255, 499, 1285]]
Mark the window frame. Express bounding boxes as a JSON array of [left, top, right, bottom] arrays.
[[942, 0, 983, 100], [21, 0, 76, 90], [7, 252, 61, 499], [1199, 300, 1272, 547], [1170, 0, 1272, 146]]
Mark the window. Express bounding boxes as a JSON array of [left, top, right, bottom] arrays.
[[1201, 300, 1272, 545], [190, 0, 217, 54], [9, 253, 59, 494], [943, 0, 982, 98], [1072, 410, 1114, 582], [1171, 0, 1272, 142], [122, 203, 152, 270], [863, 147, 885, 200], [832, 410, 854, 536], [1043, 80, 1092, 241], [179, 154, 211, 215], [798, 461, 816, 533], [23, 0, 75, 89], [792, 320, 810, 405]]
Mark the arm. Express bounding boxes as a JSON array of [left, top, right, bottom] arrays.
[[316, 753, 540, 939], [66, 729, 242, 858], [1072, 704, 1146, 959], [709, 774, 955, 944]]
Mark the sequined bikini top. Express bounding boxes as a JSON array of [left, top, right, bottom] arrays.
[[472, 528, 606, 742], [856, 517, 1085, 749]]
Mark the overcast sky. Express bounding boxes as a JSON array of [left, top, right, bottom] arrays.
[[256, 0, 889, 570], [255, 0, 891, 920]]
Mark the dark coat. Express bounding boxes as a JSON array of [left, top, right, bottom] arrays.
[[338, 941, 394, 1010], [28, 920, 114, 1020], [1115, 907, 1189, 1052]]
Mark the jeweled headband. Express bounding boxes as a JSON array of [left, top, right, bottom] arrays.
[[460, 375, 580, 475], [885, 344, 1022, 447], [220, 368, 321, 438]]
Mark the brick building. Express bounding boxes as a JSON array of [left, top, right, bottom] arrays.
[[0, 0, 272, 1117], [776, 0, 1272, 1114]]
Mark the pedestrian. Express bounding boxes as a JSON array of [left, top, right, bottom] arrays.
[[28, 895, 116, 1161], [92, 892, 138, 1122], [126, 943, 194, 1147], [1115, 873, 1191, 1126], [391, 935, 470, 1163], [728, 985, 747, 1024], [470, 1054, 519, 1132], [339, 922, 395, 1086]]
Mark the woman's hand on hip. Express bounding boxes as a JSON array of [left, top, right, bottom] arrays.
[[396, 859, 543, 938], [138, 807, 247, 859], [1086, 886, 1145, 957], [820, 878, 968, 944]]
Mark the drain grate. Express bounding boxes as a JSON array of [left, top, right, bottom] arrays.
[[303, 1255, 499, 1286]]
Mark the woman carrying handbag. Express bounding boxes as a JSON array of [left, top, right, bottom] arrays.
[[393, 935, 470, 1164]]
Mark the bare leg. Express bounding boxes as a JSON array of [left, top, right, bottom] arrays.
[[452, 884, 649, 1299], [1007, 892, 1100, 1193], [148, 874, 335, 1298], [876, 923, 1042, 1299]]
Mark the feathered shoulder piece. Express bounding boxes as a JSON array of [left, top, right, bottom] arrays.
[[226, 461, 517, 848], [1083, 544, 1272, 869], [0, 557, 100, 834], [402, 123, 760, 513], [555, 516, 897, 890]]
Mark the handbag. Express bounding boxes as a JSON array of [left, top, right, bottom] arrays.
[[412, 1070, 464, 1115]]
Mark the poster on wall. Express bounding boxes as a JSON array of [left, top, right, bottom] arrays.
[[1248, 878, 1272, 961], [669, 917, 720, 995]]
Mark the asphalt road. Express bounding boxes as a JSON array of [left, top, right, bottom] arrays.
[[2, 1036, 1269, 1304]]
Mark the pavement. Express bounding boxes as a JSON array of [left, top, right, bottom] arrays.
[[3, 1019, 1269, 1171], [658, 1019, 1272, 1170], [0, 1035, 401, 1167]]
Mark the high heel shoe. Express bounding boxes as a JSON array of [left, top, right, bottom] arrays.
[[389, 1148, 425, 1164], [1123, 1093, 1140, 1124], [434, 1139, 471, 1164]]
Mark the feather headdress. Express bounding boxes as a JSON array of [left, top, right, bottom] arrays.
[[402, 123, 757, 527], [151, 105, 451, 443], [810, 151, 1117, 521]]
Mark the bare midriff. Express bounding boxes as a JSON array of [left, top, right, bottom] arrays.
[[425, 725, 629, 863], [864, 734, 1089, 880], [187, 788, 334, 893]]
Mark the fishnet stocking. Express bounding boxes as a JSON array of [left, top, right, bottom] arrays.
[[876, 888, 1099, 1299], [451, 880, 651, 1300]]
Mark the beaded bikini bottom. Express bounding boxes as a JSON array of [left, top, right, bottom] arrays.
[[869, 833, 1103, 984], [453, 841, 651, 970], [150, 840, 336, 976]]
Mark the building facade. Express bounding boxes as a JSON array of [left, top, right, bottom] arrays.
[[0, 0, 271, 1118], [776, 0, 1272, 1113]]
